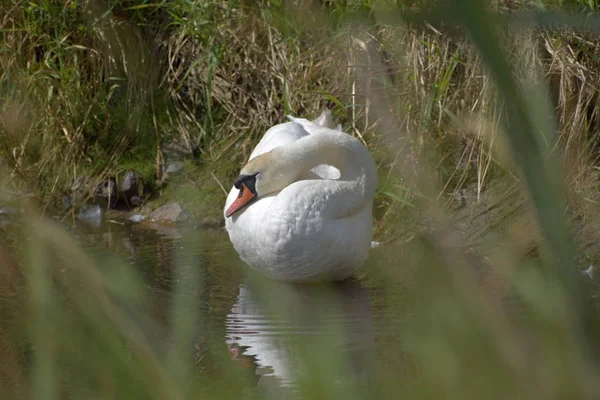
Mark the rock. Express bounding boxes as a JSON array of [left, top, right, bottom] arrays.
[[65, 176, 89, 207], [120, 170, 144, 208], [66, 173, 144, 210], [128, 214, 145, 223], [0, 206, 18, 216], [68, 176, 89, 192], [164, 161, 184, 175], [62, 195, 72, 210], [120, 170, 139, 198], [163, 141, 194, 160], [162, 138, 200, 162], [451, 189, 467, 210], [148, 202, 189, 223], [77, 204, 102, 228], [78, 204, 102, 220], [96, 177, 117, 199], [95, 177, 118, 209], [129, 195, 142, 207]]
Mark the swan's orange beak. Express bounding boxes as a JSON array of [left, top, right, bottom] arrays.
[[226, 183, 256, 217]]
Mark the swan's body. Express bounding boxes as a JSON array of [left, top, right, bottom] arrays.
[[224, 111, 377, 282]]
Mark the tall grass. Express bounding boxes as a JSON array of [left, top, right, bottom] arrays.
[[4, 1, 600, 240], [2, 0, 600, 399]]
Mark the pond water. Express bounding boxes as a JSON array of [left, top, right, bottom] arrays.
[[0, 217, 406, 398], [1, 215, 596, 398]]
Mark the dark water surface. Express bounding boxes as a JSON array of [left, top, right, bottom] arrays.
[[1, 216, 583, 399], [0, 217, 410, 399]]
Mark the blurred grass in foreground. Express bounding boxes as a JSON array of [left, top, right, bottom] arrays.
[[3, 0, 600, 399]]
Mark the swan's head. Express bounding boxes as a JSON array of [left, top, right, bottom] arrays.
[[225, 150, 297, 218]]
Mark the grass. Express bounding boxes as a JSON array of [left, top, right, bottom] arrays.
[[0, 0, 590, 229], [3, 0, 600, 398]]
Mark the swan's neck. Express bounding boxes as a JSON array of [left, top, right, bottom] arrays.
[[274, 127, 377, 218]]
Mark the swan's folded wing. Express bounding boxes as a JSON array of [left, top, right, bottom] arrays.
[[249, 122, 310, 160]]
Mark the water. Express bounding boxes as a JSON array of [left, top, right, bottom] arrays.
[[226, 279, 375, 390], [0, 217, 394, 398], [1, 216, 597, 398]]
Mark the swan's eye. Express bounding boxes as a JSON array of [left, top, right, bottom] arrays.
[[226, 173, 259, 218], [233, 173, 258, 195]]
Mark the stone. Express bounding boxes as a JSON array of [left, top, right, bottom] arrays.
[[77, 204, 102, 228], [164, 161, 184, 175], [65, 175, 89, 207], [68, 176, 89, 192], [129, 195, 142, 207], [451, 189, 468, 210], [95, 177, 118, 209], [120, 170, 144, 208], [62, 195, 72, 210], [128, 214, 145, 223], [120, 170, 139, 198], [0, 206, 18, 216], [148, 202, 189, 223], [163, 141, 194, 159]]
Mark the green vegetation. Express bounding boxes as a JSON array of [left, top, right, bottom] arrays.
[[3, 0, 600, 398], [2, 0, 600, 247]]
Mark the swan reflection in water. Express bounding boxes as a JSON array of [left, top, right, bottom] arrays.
[[225, 277, 375, 396]]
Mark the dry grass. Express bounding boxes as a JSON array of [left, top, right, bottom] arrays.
[[3, 2, 600, 399], [1, 0, 600, 251]]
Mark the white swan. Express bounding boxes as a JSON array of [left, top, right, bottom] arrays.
[[224, 110, 378, 282]]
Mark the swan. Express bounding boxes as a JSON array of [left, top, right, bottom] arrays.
[[224, 110, 378, 282]]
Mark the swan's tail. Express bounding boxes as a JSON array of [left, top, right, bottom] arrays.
[[288, 109, 342, 132]]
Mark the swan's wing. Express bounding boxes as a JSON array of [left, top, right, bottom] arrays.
[[311, 108, 336, 129], [287, 115, 340, 136], [249, 122, 309, 160], [249, 120, 339, 179], [252, 110, 341, 161]]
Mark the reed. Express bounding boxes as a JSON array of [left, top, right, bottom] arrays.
[[2, 0, 600, 398]]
